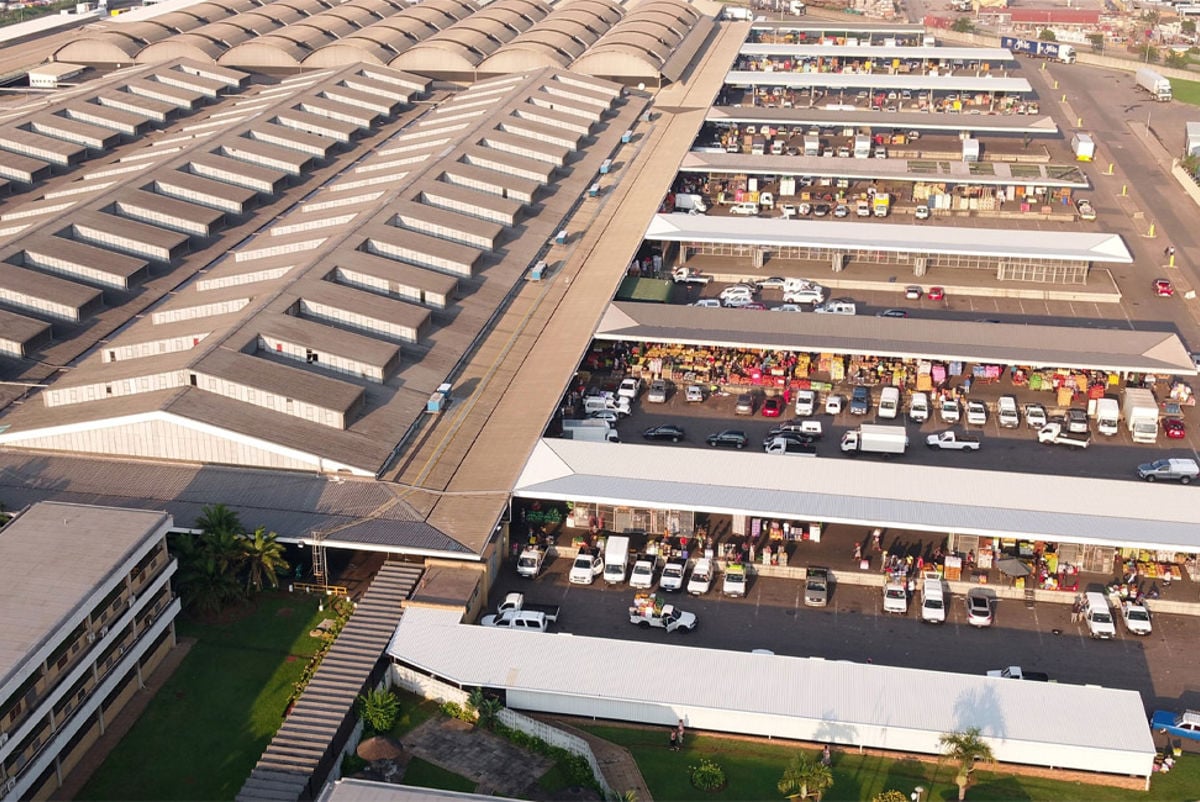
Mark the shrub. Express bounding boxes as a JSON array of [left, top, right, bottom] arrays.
[[689, 758, 726, 792], [357, 688, 400, 735], [872, 792, 909, 802], [341, 753, 368, 777]]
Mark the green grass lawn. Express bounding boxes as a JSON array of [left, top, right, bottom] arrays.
[[387, 690, 442, 738], [77, 594, 325, 802], [1169, 77, 1200, 106], [581, 724, 1199, 802], [401, 757, 477, 793]]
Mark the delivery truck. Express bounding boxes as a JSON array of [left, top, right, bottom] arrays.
[[561, 419, 619, 443], [1136, 68, 1173, 102], [603, 535, 631, 584], [840, 424, 908, 456], [674, 193, 708, 214], [999, 36, 1076, 64], [1122, 387, 1159, 443], [1094, 397, 1119, 437], [1071, 133, 1095, 162]]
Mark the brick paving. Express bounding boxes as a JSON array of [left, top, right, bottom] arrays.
[[402, 717, 554, 798]]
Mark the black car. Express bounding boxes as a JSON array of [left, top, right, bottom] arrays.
[[762, 430, 818, 448], [642, 424, 685, 443], [876, 308, 908, 318], [812, 203, 832, 217], [706, 430, 748, 449]]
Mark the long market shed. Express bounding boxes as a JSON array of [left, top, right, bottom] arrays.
[[388, 605, 1157, 780], [725, 71, 1033, 94]]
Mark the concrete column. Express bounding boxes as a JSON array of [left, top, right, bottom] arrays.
[[753, 247, 765, 269], [135, 657, 144, 690], [98, 706, 107, 736], [913, 256, 927, 277], [996, 261, 1006, 281], [830, 251, 844, 273]]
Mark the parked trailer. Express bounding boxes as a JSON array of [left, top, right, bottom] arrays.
[[999, 36, 1076, 63], [1136, 68, 1173, 102], [1071, 133, 1095, 162], [841, 424, 908, 456]]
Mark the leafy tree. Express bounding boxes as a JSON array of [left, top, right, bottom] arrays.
[[195, 503, 243, 537], [777, 753, 833, 801], [357, 688, 400, 734], [467, 687, 503, 730], [1038, 28, 1056, 41], [1166, 50, 1189, 69], [241, 526, 288, 592], [1136, 44, 1160, 63], [1183, 19, 1196, 34], [950, 17, 974, 33], [938, 728, 995, 800], [1087, 33, 1105, 52], [871, 792, 909, 802]]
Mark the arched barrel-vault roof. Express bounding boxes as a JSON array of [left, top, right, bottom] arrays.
[[478, 0, 622, 74], [302, 0, 478, 67], [570, 0, 704, 84]]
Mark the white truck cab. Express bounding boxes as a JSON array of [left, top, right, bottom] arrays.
[[1082, 592, 1116, 639]]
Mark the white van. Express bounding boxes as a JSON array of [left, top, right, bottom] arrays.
[[920, 577, 946, 624], [909, 392, 929, 423], [997, 395, 1020, 429], [1095, 397, 1120, 437], [729, 202, 760, 216], [795, 389, 817, 416], [1082, 592, 1116, 639], [878, 387, 900, 420], [583, 396, 629, 416]]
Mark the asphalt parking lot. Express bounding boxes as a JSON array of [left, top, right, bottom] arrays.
[[593, 378, 1198, 482], [489, 557, 1200, 717]]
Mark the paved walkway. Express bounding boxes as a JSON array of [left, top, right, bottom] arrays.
[[402, 717, 555, 798]]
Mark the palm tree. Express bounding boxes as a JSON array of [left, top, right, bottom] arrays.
[[777, 753, 833, 801], [938, 728, 994, 800], [209, 528, 246, 576], [241, 526, 289, 592], [177, 551, 241, 616], [195, 503, 243, 537]]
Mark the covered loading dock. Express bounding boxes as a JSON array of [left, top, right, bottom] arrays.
[[644, 214, 1132, 284], [704, 104, 1059, 137], [389, 604, 1157, 780]]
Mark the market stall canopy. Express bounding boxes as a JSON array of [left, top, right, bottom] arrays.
[[996, 557, 1031, 577]]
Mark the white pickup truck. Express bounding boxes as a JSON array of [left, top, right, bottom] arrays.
[[516, 546, 546, 578], [925, 431, 981, 451], [1121, 601, 1152, 635], [629, 594, 697, 632], [1037, 422, 1090, 448], [480, 609, 553, 632], [987, 666, 1049, 682], [495, 592, 560, 622], [671, 267, 711, 285]]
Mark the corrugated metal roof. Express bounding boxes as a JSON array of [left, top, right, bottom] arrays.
[[595, 301, 1196, 374], [515, 439, 1200, 553], [740, 45, 1016, 61], [645, 213, 1133, 263], [388, 605, 1156, 777], [726, 70, 1033, 92]]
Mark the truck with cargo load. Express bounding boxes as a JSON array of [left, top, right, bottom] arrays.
[[516, 545, 546, 578], [1071, 133, 1095, 162], [629, 593, 697, 632], [560, 419, 619, 443], [925, 430, 980, 451], [1036, 422, 1090, 448], [1000, 36, 1076, 63], [1123, 388, 1159, 443], [495, 592, 560, 622], [1136, 67, 1173, 101], [841, 424, 908, 456], [1094, 397, 1119, 437]]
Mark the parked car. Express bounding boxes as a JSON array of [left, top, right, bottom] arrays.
[[1164, 417, 1186, 439], [795, 389, 817, 416], [685, 385, 705, 403], [940, 397, 961, 424], [690, 299, 722, 308], [914, 205, 930, 220], [706, 430, 748, 449], [588, 410, 621, 423], [966, 401, 987, 426], [762, 397, 783, 417], [849, 386, 871, 415], [905, 286, 922, 300], [927, 286, 945, 301], [647, 380, 669, 403], [966, 592, 993, 628], [742, 302, 768, 311], [723, 296, 754, 308], [1065, 408, 1089, 434], [877, 308, 908, 318], [833, 203, 850, 218], [687, 558, 713, 595], [642, 424, 685, 443], [617, 378, 641, 400], [735, 394, 755, 415], [812, 203, 831, 217], [825, 394, 844, 415], [1154, 278, 1175, 297], [773, 303, 805, 312], [719, 285, 755, 302], [1075, 198, 1096, 221], [754, 276, 788, 290], [1151, 710, 1200, 742], [1024, 403, 1048, 429]]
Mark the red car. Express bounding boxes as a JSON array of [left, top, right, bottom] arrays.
[[743, 302, 768, 311], [761, 397, 783, 417], [1164, 417, 1186, 439], [927, 286, 945, 301], [1154, 279, 1175, 297]]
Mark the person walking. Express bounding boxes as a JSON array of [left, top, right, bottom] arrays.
[[821, 745, 831, 767], [669, 730, 678, 751]]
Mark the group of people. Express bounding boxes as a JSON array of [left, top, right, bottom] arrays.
[[667, 719, 686, 751]]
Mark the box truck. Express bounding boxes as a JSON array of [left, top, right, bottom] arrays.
[[603, 535, 631, 584], [840, 424, 908, 456], [1071, 133, 1095, 162], [674, 193, 708, 214], [1094, 397, 1119, 437], [803, 135, 820, 156], [1122, 388, 1159, 443], [561, 419, 619, 443], [1136, 68, 1173, 102], [854, 135, 871, 159], [999, 36, 1076, 63]]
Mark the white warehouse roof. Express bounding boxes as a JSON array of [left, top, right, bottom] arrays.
[[514, 440, 1200, 553], [725, 70, 1033, 93], [388, 605, 1156, 778], [645, 214, 1134, 264], [739, 45, 1016, 62]]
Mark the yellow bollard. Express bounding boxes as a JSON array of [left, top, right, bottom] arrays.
[[1170, 253, 1176, 268], [1076, 117, 1082, 127], [1121, 185, 1128, 196], [1149, 223, 1156, 237], [1061, 93, 1067, 102], [1053, 79, 1058, 88], [1042, 62, 1047, 71], [1107, 163, 1114, 175]]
